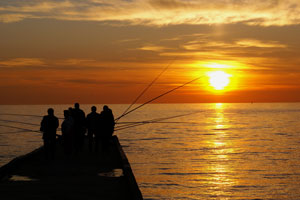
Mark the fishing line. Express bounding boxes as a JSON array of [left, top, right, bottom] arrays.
[[115, 57, 177, 122], [116, 75, 203, 121], [115, 112, 200, 128], [0, 123, 61, 132], [0, 119, 40, 127], [115, 115, 187, 129], [114, 110, 203, 131], [0, 130, 35, 134], [115, 121, 196, 129], [0, 124, 40, 133], [0, 113, 64, 120], [0, 113, 43, 118], [116, 121, 193, 124]]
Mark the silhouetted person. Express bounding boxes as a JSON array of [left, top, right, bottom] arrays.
[[68, 107, 73, 114], [86, 106, 100, 152], [73, 103, 86, 153], [100, 105, 115, 152], [40, 108, 59, 160], [61, 110, 74, 157]]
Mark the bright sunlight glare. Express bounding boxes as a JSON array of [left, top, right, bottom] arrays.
[[207, 71, 231, 90]]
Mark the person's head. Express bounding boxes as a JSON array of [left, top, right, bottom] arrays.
[[91, 106, 97, 112], [63, 110, 69, 118], [103, 105, 109, 111], [74, 103, 80, 109], [47, 108, 54, 116]]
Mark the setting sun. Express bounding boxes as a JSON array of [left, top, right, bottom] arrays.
[[207, 71, 231, 90]]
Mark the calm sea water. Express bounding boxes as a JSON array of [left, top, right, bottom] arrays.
[[1, 103, 300, 199]]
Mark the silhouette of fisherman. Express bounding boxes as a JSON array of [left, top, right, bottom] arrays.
[[61, 110, 74, 157], [86, 106, 100, 152], [100, 105, 115, 152], [72, 103, 86, 153], [40, 108, 59, 160]]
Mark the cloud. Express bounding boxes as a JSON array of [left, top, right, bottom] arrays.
[[55, 59, 99, 67], [64, 79, 145, 85], [182, 39, 287, 50], [0, 13, 31, 23], [0, 57, 156, 71], [236, 39, 287, 48], [1, 0, 300, 26], [138, 45, 172, 52], [149, 0, 190, 9], [0, 58, 46, 67]]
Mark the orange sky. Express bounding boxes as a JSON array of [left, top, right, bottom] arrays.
[[1, 0, 300, 104]]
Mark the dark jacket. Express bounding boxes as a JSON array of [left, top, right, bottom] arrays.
[[40, 115, 59, 140], [86, 112, 100, 132], [73, 108, 86, 130], [100, 109, 115, 137]]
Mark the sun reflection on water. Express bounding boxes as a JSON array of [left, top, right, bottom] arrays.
[[204, 103, 237, 196]]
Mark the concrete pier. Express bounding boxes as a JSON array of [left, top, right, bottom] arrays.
[[0, 136, 143, 200]]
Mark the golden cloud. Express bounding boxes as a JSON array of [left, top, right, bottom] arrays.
[[182, 39, 287, 50], [0, 0, 300, 26], [138, 45, 171, 52], [236, 39, 287, 48]]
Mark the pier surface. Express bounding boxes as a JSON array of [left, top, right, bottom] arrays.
[[0, 136, 143, 200]]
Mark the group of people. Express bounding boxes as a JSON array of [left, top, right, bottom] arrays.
[[40, 103, 115, 159]]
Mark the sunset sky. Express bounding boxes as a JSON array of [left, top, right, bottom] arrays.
[[1, 0, 300, 104]]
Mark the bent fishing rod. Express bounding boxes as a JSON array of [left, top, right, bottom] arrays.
[[115, 75, 203, 121], [116, 57, 177, 123]]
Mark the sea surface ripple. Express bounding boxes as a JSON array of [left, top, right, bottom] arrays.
[[1, 103, 300, 199]]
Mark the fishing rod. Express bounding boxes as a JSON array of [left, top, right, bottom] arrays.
[[0, 123, 62, 135], [0, 130, 34, 134], [115, 114, 192, 129], [115, 57, 177, 122], [115, 119, 182, 131], [0, 113, 43, 118], [114, 110, 203, 131], [0, 124, 41, 133], [0, 119, 40, 127], [115, 111, 200, 130], [116, 75, 203, 121], [116, 121, 194, 124], [115, 121, 197, 129], [0, 113, 64, 120]]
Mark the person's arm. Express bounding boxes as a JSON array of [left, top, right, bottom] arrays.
[[40, 117, 45, 132], [55, 117, 59, 129], [110, 110, 115, 126]]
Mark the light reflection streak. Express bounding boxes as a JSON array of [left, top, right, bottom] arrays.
[[205, 103, 237, 196]]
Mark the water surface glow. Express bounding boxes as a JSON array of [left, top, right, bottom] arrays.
[[1, 103, 300, 199]]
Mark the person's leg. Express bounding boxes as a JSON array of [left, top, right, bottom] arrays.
[[94, 135, 98, 153], [50, 139, 56, 159], [88, 130, 93, 152], [43, 139, 49, 159]]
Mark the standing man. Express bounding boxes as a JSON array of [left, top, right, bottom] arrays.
[[40, 108, 59, 160], [73, 103, 86, 153], [86, 106, 100, 152], [61, 109, 74, 157], [100, 105, 115, 152]]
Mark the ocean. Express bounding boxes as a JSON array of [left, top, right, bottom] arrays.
[[1, 103, 300, 199]]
